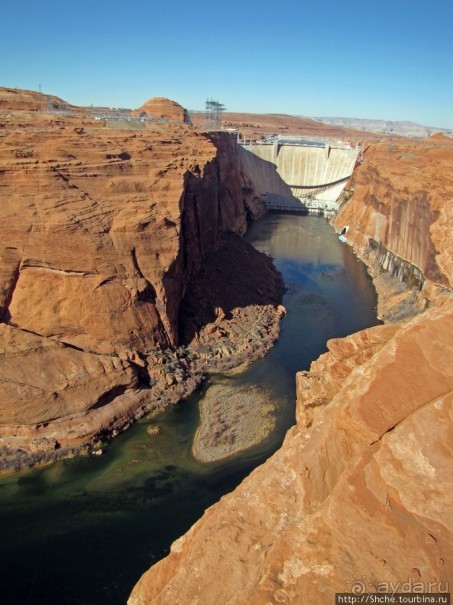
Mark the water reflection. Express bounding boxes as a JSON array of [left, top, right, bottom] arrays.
[[0, 214, 379, 605]]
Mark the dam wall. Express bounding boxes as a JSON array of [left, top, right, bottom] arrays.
[[238, 145, 294, 199], [241, 141, 359, 211]]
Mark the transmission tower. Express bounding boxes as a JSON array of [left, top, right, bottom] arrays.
[[205, 98, 226, 130]]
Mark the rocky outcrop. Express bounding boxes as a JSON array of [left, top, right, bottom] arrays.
[[0, 322, 146, 460], [0, 87, 74, 112], [135, 97, 190, 124], [0, 98, 281, 469], [0, 111, 219, 352], [129, 135, 453, 603], [334, 135, 453, 314], [129, 303, 453, 604]]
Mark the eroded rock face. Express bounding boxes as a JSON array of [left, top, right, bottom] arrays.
[[1, 114, 206, 351], [333, 135, 453, 310], [0, 323, 146, 457], [129, 303, 453, 605], [0, 323, 137, 425], [129, 135, 453, 603], [0, 97, 276, 467]]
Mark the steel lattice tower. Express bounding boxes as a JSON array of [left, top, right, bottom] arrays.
[[205, 98, 226, 130]]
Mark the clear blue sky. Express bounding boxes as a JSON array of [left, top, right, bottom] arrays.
[[1, 0, 452, 127]]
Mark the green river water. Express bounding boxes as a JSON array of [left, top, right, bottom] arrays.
[[0, 214, 380, 605]]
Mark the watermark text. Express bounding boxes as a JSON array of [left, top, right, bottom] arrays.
[[336, 594, 450, 605]]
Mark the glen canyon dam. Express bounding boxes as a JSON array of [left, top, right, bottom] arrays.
[[0, 87, 452, 605]]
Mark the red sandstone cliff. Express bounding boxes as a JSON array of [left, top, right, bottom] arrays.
[[0, 96, 278, 468], [2, 91, 452, 599], [0, 111, 234, 352], [129, 136, 453, 603], [333, 136, 453, 311], [130, 306, 453, 604]]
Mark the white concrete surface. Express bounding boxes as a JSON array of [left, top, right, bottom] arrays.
[[242, 142, 358, 208]]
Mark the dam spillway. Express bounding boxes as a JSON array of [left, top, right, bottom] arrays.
[[238, 136, 360, 214]]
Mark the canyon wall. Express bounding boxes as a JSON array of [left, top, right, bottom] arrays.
[[0, 100, 281, 467], [130, 306, 453, 604], [3, 92, 452, 599], [333, 135, 453, 308], [0, 114, 240, 353], [130, 135, 453, 604]]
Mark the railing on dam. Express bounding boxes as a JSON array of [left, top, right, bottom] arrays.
[[237, 132, 362, 151]]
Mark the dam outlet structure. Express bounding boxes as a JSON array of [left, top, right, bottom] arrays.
[[238, 134, 361, 215]]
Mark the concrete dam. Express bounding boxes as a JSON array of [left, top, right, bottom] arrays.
[[238, 136, 360, 214]]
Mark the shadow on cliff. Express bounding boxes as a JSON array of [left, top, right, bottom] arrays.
[[179, 231, 285, 344]]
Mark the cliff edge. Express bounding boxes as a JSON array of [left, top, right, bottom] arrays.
[[0, 93, 282, 470], [333, 135, 453, 318], [129, 136, 453, 603]]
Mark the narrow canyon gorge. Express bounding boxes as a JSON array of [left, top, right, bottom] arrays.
[[129, 139, 453, 603], [0, 88, 452, 605], [0, 89, 287, 470]]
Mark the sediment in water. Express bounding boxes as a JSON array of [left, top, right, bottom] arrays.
[[192, 383, 277, 464]]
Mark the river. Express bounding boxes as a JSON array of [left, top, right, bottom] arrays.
[[0, 213, 379, 605]]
